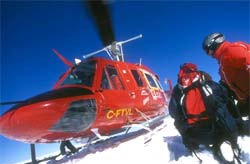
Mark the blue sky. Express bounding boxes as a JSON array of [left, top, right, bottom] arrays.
[[0, 1, 249, 163]]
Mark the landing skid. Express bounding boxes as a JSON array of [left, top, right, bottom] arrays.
[[25, 114, 166, 164], [89, 113, 167, 144]]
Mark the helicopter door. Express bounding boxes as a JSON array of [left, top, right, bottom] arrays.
[[140, 69, 164, 110], [99, 65, 134, 125], [129, 69, 150, 109]]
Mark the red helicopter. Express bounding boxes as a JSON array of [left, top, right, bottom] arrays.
[[0, 35, 167, 143], [0, 0, 169, 161]]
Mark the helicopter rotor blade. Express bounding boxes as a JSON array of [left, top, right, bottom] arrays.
[[86, 0, 115, 46]]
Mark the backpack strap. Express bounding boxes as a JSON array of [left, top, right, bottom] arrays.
[[197, 82, 217, 120], [186, 111, 208, 119]]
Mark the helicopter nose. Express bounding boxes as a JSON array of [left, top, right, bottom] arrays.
[[0, 87, 96, 142]]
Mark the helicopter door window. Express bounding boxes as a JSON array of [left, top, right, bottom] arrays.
[[106, 66, 124, 90], [101, 69, 111, 89], [155, 79, 163, 90], [131, 70, 144, 87], [145, 73, 158, 88]]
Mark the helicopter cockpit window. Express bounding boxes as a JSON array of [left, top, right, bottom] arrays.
[[145, 73, 158, 88], [61, 60, 96, 87], [106, 65, 124, 90], [131, 70, 144, 87]]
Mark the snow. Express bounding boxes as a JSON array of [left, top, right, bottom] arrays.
[[35, 116, 250, 164]]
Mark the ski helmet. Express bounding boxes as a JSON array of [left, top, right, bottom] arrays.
[[202, 33, 225, 54]]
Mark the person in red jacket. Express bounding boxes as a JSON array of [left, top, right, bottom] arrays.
[[202, 33, 250, 116]]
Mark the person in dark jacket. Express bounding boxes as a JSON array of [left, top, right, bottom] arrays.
[[169, 63, 239, 162], [60, 140, 77, 155]]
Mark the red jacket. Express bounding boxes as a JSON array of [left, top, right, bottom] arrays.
[[214, 41, 250, 101]]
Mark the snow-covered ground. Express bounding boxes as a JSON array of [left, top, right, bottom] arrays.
[[34, 116, 250, 164]]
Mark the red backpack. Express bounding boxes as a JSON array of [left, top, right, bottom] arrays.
[[178, 63, 209, 124]]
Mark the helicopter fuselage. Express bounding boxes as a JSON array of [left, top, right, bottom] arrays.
[[0, 57, 167, 143]]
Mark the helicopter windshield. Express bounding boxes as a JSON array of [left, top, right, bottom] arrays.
[[61, 60, 97, 87]]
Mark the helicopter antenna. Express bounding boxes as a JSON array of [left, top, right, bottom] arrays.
[[139, 58, 142, 66], [83, 34, 143, 62], [164, 78, 173, 94], [52, 49, 73, 68]]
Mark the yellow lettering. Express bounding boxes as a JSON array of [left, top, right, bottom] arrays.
[[106, 108, 133, 120], [122, 109, 125, 116], [106, 110, 115, 120], [116, 109, 123, 117], [128, 108, 133, 116], [124, 108, 128, 116]]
